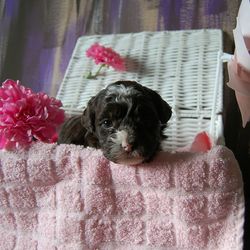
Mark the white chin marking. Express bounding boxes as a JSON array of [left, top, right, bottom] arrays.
[[111, 130, 144, 165], [112, 130, 128, 147]]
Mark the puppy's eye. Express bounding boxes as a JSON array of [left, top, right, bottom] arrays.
[[102, 119, 112, 128]]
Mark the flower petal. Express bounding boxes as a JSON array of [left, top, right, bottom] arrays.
[[0, 79, 65, 150]]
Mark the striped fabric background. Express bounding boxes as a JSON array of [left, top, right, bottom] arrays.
[[0, 0, 240, 96]]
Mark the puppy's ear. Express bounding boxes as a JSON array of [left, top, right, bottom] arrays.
[[57, 115, 87, 145], [145, 87, 172, 124], [81, 96, 96, 133], [81, 96, 100, 148]]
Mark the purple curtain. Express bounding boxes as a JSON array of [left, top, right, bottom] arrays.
[[0, 0, 239, 96]]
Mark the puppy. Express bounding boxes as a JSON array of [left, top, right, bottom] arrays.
[[58, 81, 172, 165]]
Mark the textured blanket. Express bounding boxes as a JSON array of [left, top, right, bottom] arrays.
[[0, 142, 244, 250]]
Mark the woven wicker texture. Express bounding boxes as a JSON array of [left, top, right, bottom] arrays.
[[56, 29, 223, 150]]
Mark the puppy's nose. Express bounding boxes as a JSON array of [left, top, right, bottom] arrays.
[[122, 142, 132, 152]]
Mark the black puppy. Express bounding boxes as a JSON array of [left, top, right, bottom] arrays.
[[58, 81, 172, 165]]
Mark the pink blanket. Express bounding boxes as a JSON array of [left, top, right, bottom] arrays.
[[0, 142, 244, 249]]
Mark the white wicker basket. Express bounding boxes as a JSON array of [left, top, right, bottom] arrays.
[[56, 29, 224, 150]]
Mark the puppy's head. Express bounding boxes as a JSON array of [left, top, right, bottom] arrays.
[[82, 81, 172, 165]]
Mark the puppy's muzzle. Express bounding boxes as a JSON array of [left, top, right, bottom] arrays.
[[111, 130, 133, 152], [110, 129, 144, 165]]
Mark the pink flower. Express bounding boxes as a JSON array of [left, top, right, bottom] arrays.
[[0, 79, 65, 150], [189, 132, 212, 152], [86, 43, 125, 79]]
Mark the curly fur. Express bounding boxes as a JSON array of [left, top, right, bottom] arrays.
[[58, 81, 172, 164]]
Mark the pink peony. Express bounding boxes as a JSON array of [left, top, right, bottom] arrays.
[[0, 79, 65, 150], [86, 43, 125, 79]]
